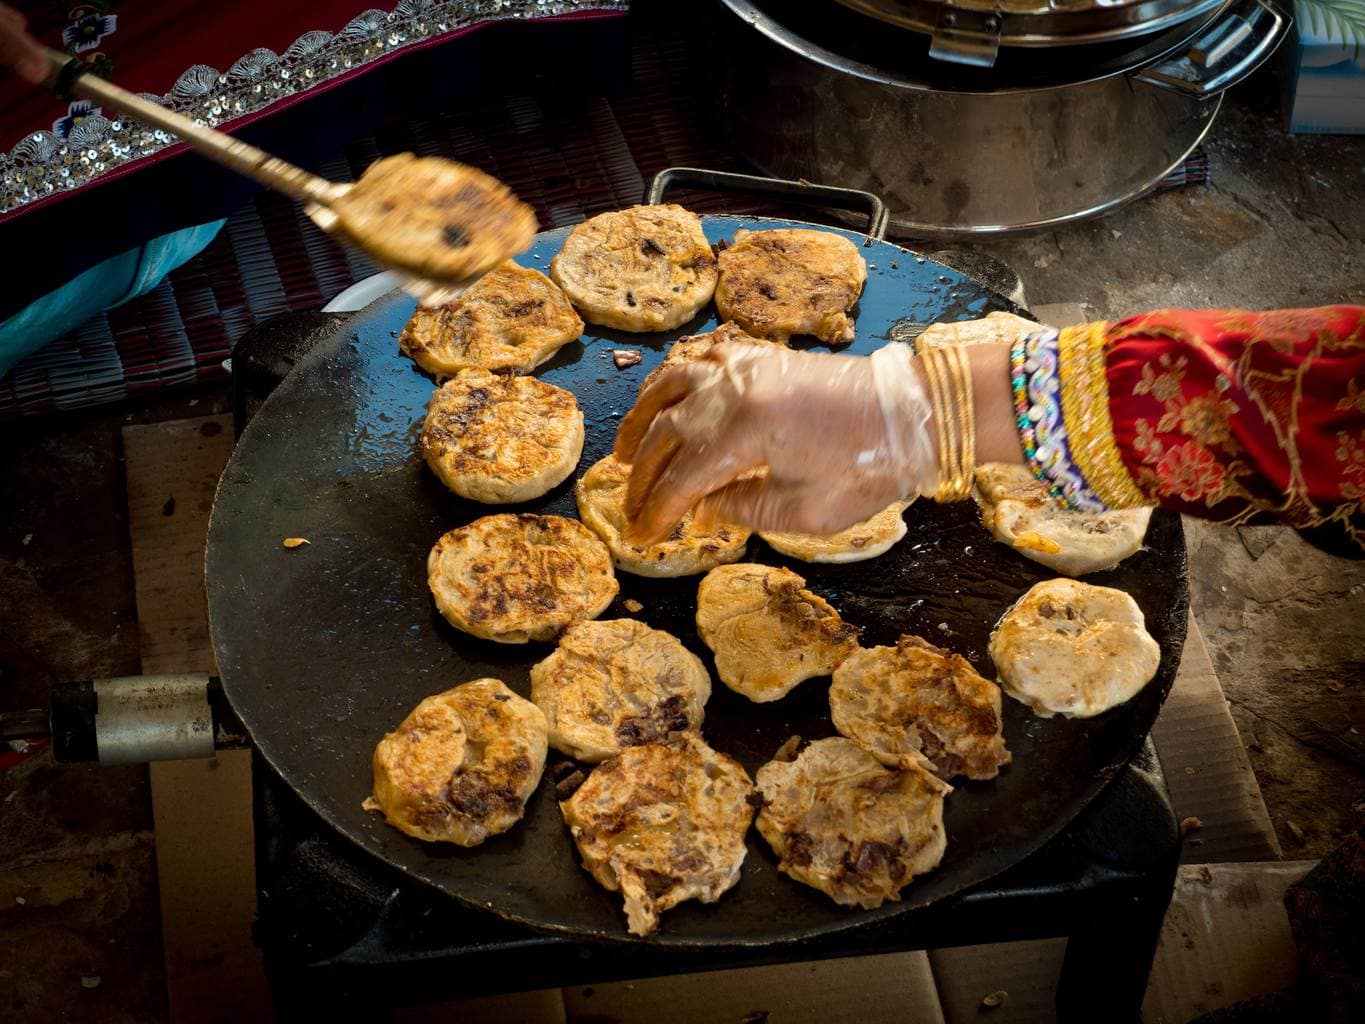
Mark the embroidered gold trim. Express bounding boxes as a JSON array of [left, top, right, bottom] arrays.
[[1, 1, 628, 216], [1057, 321, 1148, 509]]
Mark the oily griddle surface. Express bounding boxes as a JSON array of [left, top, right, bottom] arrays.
[[206, 215, 1188, 948]]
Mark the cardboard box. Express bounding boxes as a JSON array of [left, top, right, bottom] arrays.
[[561, 952, 946, 1024], [1285, 11, 1365, 134], [1144, 862, 1313, 1023]]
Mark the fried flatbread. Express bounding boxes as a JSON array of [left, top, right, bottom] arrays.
[[714, 228, 866, 345], [760, 500, 911, 564], [830, 635, 1011, 781], [974, 463, 1153, 577], [914, 311, 1039, 351], [551, 204, 717, 332], [754, 737, 949, 909], [989, 578, 1161, 718], [695, 563, 859, 703], [427, 514, 618, 643], [331, 154, 536, 285], [576, 454, 749, 577], [363, 678, 547, 846], [399, 261, 583, 376], [560, 733, 754, 936], [531, 619, 711, 763], [420, 370, 583, 503], [638, 321, 779, 393]]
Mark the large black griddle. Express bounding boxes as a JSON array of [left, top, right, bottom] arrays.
[[206, 212, 1188, 948]]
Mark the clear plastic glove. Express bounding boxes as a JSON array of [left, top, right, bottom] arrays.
[[614, 341, 937, 545]]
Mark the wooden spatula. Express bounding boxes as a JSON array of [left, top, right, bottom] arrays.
[[41, 47, 537, 307]]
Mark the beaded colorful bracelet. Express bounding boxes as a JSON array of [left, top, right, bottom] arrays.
[[1009, 330, 1053, 493], [1010, 327, 1107, 512]]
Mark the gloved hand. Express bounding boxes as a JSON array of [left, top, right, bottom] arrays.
[[614, 341, 938, 544]]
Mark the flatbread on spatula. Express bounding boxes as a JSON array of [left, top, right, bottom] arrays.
[[330, 154, 537, 286]]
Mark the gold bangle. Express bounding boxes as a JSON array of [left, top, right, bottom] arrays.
[[923, 345, 970, 502], [921, 343, 977, 502], [936, 345, 965, 501], [945, 344, 970, 501], [949, 342, 976, 499], [920, 346, 955, 501], [918, 345, 944, 491]]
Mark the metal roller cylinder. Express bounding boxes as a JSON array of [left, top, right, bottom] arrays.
[[50, 673, 219, 765]]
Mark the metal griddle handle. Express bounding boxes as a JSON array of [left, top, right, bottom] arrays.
[[647, 166, 890, 241]]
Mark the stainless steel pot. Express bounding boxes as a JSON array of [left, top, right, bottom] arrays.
[[718, 0, 1289, 237]]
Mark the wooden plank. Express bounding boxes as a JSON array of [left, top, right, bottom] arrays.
[[122, 415, 270, 1023], [123, 417, 232, 675]]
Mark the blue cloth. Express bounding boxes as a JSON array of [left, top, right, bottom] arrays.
[[0, 219, 226, 379]]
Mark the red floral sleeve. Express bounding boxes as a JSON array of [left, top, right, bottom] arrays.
[[1055, 306, 1365, 551]]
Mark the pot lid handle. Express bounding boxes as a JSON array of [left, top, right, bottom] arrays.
[[1133, 0, 1289, 96], [928, 9, 1003, 68]]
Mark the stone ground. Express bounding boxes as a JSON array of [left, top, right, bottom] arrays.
[[1, 71, 1363, 1022], [982, 75, 1365, 315], [1184, 520, 1365, 857]]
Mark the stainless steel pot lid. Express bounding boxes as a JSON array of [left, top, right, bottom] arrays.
[[722, 0, 1245, 93], [836, 0, 1228, 65]]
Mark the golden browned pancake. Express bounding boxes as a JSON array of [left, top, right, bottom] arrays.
[[714, 228, 867, 345], [914, 311, 1039, 351], [638, 321, 779, 393], [419, 370, 583, 503], [551, 205, 717, 332], [988, 578, 1161, 718], [427, 514, 618, 643], [754, 737, 949, 909], [560, 733, 754, 936], [398, 261, 583, 376], [530, 619, 711, 763], [331, 154, 536, 285], [363, 678, 547, 846], [974, 463, 1153, 577], [576, 454, 749, 577], [830, 635, 1011, 781], [760, 500, 911, 564], [695, 563, 859, 703]]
